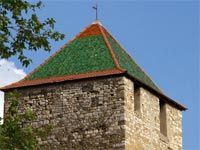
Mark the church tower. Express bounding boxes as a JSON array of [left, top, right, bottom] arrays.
[[1, 20, 186, 150]]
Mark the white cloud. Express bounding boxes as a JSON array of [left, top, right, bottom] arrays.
[[0, 59, 26, 120]]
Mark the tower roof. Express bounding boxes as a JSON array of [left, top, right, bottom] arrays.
[[1, 20, 187, 110]]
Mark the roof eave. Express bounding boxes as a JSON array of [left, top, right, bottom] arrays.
[[0, 68, 125, 91], [0, 70, 187, 111]]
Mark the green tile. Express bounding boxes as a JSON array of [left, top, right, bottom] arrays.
[[108, 37, 160, 91], [27, 36, 115, 80]]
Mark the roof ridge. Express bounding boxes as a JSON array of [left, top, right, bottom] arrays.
[[107, 32, 162, 93], [97, 24, 124, 72]]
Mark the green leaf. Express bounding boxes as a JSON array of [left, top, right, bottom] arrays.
[[0, 91, 53, 149], [0, 0, 65, 67]]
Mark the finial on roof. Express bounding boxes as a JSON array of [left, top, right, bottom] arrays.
[[92, 19, 102, 25], [92, 3, 98, 21]]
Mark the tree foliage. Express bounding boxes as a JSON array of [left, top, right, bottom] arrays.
[[0, 0, 65, 67], [0, 92, 53, 150]]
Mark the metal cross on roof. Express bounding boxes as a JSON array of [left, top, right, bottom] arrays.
[[92, 4, 98, 20]]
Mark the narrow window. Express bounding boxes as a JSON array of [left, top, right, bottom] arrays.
[[134, 84, 140, 112], [160, 100, 167, 137]]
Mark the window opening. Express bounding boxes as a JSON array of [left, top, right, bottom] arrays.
[[160, 100, 167, 137], [134, 84, 140, 112]]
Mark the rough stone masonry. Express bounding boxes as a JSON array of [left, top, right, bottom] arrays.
[[4, 76, 183, 150]]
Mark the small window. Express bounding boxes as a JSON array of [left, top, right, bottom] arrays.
[[134, 84, 140, 112], [160, 100, 167, 137]]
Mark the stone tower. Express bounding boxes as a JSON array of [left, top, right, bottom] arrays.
[[1, 20, 187, 150]]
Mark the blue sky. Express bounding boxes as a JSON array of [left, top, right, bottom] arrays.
[[0, 0, 199, 149]]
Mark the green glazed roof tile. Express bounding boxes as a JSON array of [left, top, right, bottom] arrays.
[[107, 37, 160, 91], [26, 22, 160, 92], [25, 21, 159, 93], [27, 36, 115, 80]]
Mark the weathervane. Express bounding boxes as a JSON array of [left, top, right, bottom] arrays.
[[92, 3, 98, 20]]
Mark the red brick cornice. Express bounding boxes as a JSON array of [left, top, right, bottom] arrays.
[[98, 24, 123, 71], [1, 68, 125, 90]]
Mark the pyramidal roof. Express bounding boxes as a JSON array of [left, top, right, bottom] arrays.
[[1, 20, 186, 110]]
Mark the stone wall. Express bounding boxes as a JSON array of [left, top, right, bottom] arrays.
[[4, 76, 183, 150], [123, 77, 183, 150], [4, 76, 126, 150]]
